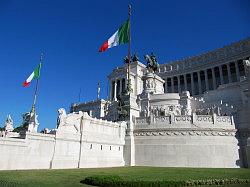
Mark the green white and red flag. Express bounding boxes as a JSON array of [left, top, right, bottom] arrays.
[[99, 19, 130, 52], [23, 63, 41, 87]]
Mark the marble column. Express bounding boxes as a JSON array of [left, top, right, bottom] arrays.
[[177, 75, 181, 93], [109, 81, 113, 100], [114, 80, 117, 101], [211, 68, 217, 89], [171, 77, 174, 93], [197, 71, 202, 95], [227, 63, 232, 83], [235, 61, 240, 82], [184, 74, 187, 91], [119, 79, 122, 95], [190, 73, 194, 95], [219, 65, 224, 85], [204, 69, 209, 91]]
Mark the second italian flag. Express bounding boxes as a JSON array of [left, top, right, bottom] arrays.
[[99, 19, 130, 52]]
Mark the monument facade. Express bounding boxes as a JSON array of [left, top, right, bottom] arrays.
[[1, 37, 250, 169]]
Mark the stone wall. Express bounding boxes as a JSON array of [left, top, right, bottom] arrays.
[[0, 133, 55, 170], [0, 113, 126, 170]]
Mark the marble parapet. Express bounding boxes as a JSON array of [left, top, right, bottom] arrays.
[[135, 113, 234, 130]]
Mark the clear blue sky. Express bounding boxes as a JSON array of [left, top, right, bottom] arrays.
[[0, 0, 249, 130]]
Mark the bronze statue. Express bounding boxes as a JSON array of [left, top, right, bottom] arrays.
[[123, 56, 130, 64], [144, 52, 160, 73], [132, 53, 139, 62], [117, 95, 128, 121]]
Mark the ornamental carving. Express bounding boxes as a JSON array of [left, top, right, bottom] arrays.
[[175, 115, 192, 122], [133, 130, 236, 137], [154, 116, 170, 123], [136, 117, 149, 125], [196, 115, 213, 122], [216, 116, 231, 123]]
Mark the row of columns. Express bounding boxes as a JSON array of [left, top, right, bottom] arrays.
[[166, 61, 244, 96], [110, 78, 126, 101]]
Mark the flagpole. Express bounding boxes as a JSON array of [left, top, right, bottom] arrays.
[[126, 4, 132, 94], [31, 53, 43, 112]]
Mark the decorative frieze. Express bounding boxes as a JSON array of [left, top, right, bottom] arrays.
[[133, 129, 236, 137]]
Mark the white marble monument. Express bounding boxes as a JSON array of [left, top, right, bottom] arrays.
[[0, 37, 250, 169]]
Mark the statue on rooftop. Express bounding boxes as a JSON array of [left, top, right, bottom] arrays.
[[4, 114, 14, 132], [243, 58, 250, 80], [132, 53, 139, 62], [123, 56, 130, 64]]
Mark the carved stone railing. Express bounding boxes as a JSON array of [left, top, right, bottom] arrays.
[[154, 116, 170, 124], [216, 116, 231, 123], [196, 115, 213, 123], [135, 114, 234, 128], [136, 117, 149, 125], [174, 115, 192, 123]]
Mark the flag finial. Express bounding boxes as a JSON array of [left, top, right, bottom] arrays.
[[40, 52, 44, 63], [128, 4, 132, 16]]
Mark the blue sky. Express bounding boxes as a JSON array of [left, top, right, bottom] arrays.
[[0, 0, 249, 130]]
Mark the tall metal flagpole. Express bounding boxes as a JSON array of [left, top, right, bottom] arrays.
[[126, 4, 132, 94], [31, 53, 43, 113]]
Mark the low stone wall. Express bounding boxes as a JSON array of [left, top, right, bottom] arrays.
[[0, 113, 126, 170]]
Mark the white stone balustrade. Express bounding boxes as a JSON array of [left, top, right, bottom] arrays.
[[135, 113, 234, 129]]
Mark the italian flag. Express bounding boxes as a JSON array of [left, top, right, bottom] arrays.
[[99, 19, 130, 52], [23, 63, 41, 87]]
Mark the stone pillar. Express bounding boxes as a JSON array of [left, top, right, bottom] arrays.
[[184, 74, 187, 91], [235, 61, 240, 82], [177, 75, 181, 93], [171, 77, 174, 93], [204, 69, 209, 91], [190, 73, 194, 95], [219, 65, 224, 85], [119, 79, 122, 95], [211, 67, 217, 89], [227, 63, 232, 83], [114, 80, 117, 101], [109, 81, 113, 100], [197, 71, 202, 95], [165, 79, 168, 93]]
